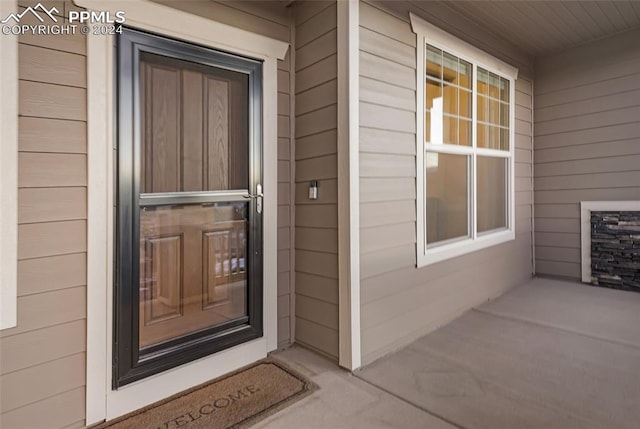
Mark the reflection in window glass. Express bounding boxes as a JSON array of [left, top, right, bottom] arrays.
[[426, 79, 442, 110], [477, 157, 507, 233], [477, 67, 510, 151], [425, 44, 472, 147], [459, 59, 472, 89], [460, 89, 471, 119], [426, 153, 469, 245], [426, 45, 442, 80], [443, 84, 458, 115]]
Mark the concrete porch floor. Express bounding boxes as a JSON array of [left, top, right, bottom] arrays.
[[258, 277, 640, 428]]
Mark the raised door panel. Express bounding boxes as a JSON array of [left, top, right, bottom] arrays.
[[142, 235, 183, 325], [181, 70, 205, 192], [205, 77, 230, 191], [140, 54, 248, 194], [141, 59, 181, 193]]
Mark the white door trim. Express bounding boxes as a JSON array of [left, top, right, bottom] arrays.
[[80, 0, 288, 424]]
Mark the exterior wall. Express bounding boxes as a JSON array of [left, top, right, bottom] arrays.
[[534, 27, 640, 280], [293, 1, 339, 360], [0, 2, 88, 428], [150, 0, 295, 348], [1, 3, 294, 428], [358, 1, 535, 365]]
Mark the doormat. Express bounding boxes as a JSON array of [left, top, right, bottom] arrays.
[[97, 359, 317, 429]]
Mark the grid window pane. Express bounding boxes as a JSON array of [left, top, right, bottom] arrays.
[[443, 116, 458, 144], [477, 156, 507, 233], [477, 95, 488, 122], [459, 119, 471, 146], [500, 128, 509, 151], [488, 72, 500, 99], [488, 99, 500, 125], [477, 123, 487, 148], [500, 76, 510, 102], [459, 59, 472, 89], [460, 89, 472, 119], [426, 79, 442, 110], [488, 125, 500, 149], [426, 45, 443, 80], [425, 45, 471, 147], [477, 68, 489, 95], [443, 51, 458, 82], [443, 84, 458, 115], [500, 102, 509, 128], [426, 153, 469, 244]]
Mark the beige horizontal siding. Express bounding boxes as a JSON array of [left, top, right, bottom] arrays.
[[534, 33, 640, 278], [19, 117, 86, 154], [1, 387, 85, 429], [0, 352, 86, 414], [19, 188, 86, 224], [358, 0, 534, 365], [534, 29, 640, 280], [17, 253, 86, 297], [294, 0, 339, 360], [151, 0, 290, 41], [0, 11, 88, 428], [0, 320, 85, 375]]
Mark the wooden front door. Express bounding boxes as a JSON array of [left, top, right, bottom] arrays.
[[116, 28, 263, 387]]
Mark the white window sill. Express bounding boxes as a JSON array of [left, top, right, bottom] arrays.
[[418, 229, 515, 267]]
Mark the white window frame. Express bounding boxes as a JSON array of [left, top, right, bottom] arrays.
[[0, 0, 18, 330], [410, 13, 518, 267]]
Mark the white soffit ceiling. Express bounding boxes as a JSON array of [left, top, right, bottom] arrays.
[[440, 1, 640, 57]]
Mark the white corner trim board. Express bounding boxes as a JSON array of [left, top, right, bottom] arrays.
[[80, 0, 289, 425], [0, 0, 18, 330], [337, 0, 361, 371], [580, 201, 640, 283]]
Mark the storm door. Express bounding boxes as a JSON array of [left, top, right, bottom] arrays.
[[115, 28, 263, 387]]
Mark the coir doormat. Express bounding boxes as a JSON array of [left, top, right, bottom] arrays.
[[97, 359, 317, 429]]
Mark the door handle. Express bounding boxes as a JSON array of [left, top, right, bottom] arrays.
[[243, 184, 263, 214]]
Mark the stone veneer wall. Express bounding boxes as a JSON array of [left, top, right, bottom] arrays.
[[591, 211, 640, 292]]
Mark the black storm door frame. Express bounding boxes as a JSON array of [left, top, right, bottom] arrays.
[[115, 27, 264, 388]]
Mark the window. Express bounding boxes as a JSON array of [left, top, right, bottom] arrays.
[[411, 14, 518, 266]]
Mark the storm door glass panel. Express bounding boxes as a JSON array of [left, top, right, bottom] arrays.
[[138, 53, 250, 351], [139, 203, 248, 348]]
